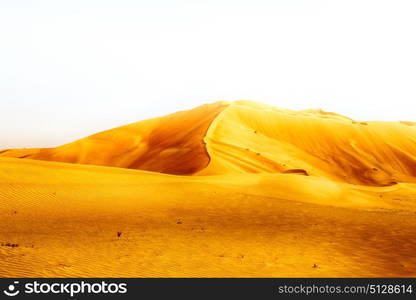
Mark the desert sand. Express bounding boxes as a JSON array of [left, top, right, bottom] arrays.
[[0, 101, 415, 277]]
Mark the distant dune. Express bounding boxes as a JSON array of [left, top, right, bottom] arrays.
[[1, 101, 415, 277]]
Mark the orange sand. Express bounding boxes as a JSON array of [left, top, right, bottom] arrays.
[[0, 102, 228, 175], [0, 101, 415, 277]]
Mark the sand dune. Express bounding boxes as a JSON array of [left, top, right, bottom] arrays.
[[1, 101, 416, 277], [0, 102, 228, 175], [2, 101, 415, 185], [200, 101, 416, 187]]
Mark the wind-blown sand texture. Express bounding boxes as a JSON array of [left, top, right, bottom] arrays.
[[1, 101, 415, 277]]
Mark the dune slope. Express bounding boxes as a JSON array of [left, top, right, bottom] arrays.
[[200, 101, 416, 186], [0, 102, 228, 175]]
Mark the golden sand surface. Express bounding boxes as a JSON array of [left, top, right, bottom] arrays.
[[0, 101, 415, 277], [0, 102, 228, 175]]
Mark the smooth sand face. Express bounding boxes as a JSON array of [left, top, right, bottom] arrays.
[[0, 101, 415, 277], [0, 101, 229, 175]]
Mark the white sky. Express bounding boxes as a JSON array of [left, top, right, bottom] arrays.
[[1, 0, 415, 148]]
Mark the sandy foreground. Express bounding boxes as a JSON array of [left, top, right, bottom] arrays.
[[0, 101, 415, 277]]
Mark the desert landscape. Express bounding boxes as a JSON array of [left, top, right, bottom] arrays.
[[0, 100, 415, 277]]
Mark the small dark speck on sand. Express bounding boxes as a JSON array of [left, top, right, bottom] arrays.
[[117, 232, 122, 238], [176, 220, 182, 225], [312, 264, 318, 268], [1, 243, 19, 248]]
